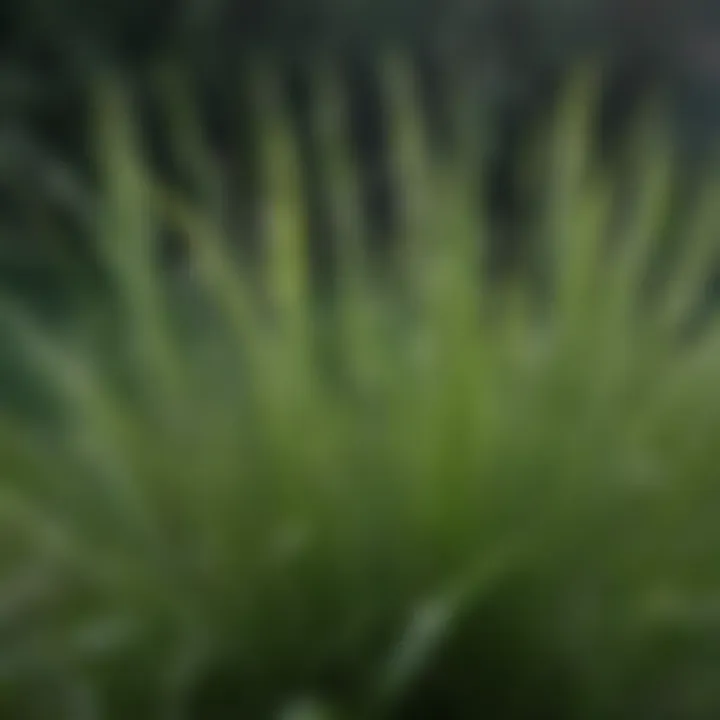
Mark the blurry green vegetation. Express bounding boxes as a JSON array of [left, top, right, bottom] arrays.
[[3, 0, 720, 305], [0, 66, 719, 718]]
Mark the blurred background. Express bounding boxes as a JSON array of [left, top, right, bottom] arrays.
[[2, 0, 720, 311], [3, 3, 720, 718]]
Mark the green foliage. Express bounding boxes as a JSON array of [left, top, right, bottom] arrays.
[[4, 0, 720, 302], [0, 69, 720, 718]]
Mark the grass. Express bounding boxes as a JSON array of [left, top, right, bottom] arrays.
[[0, 64, 720, 718]]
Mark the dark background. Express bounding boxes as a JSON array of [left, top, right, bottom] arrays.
[[2, 0, 720, 310]]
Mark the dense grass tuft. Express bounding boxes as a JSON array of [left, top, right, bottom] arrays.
[[0, 67, 720, 718]]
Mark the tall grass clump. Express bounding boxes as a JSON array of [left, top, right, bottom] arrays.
[[1, 64, 720, 719]]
